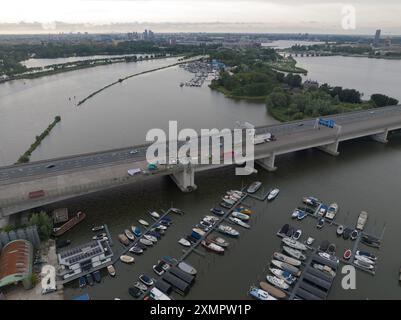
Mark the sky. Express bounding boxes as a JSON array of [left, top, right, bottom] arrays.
[[0, 0, 400, 34]]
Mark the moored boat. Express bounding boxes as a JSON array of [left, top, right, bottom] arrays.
[[282, 246, 306, 261], [231, 211, 250, 221], [350, 229, 359, 241], [178, 238, 191, 247], [210, 208, 225, 216], [325, 203, 338, 220], [178, 261, 197, 275], [91, 225, 104, 232], [144, 234, 157, 243], [266, 275, 289, 290], [336, 225, 344, 236], [247, 181, 262, 194], [312, 263, 336, 277], [306, 237, 314, 245], [343, 227, 352, 240], [267, 188, 280, 201], [149, 211, 160, 219], [354, 259, 375, 270], [356, 211, 368, 231], [129, 245, 144, 255], [269, 268, 297, 285], [120, 255, 135, 264], [228, 217, 250, 229], [361, 235, 381, 248], [118, 234, 130, 246], [355, 254, 375, 265], [318, 251, 339, 264], [273, 252, 301, 267], [207, 235, 229, 247], [356, 250, 377, 261], [282, 237, 307, 251], [248, 286, 277, 300], [343, 249, 352, 260], [132, 226, 142, 237], [53, 211, 86, 237], [125, 229, 135, 241], [107, 265, 116, 277], [259, 281, 287, 299], [139, 274, 154, 286], [78, 276, 86, 288], [218, 224, 240, 237], [201, 240, 225, 254], [138, 219, 149, 227], [297, 211, 307, 220], [317, 217, 325, 229], [134, 281, 147, 291], [271, 260, 300, 276], [139, 238, 153, 246], [292, 229, 302, 240], [171, 208, 185, 215]]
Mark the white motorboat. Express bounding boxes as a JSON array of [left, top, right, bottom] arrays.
[[144, 234, 157, 243], [201, 240, 225, 254], [248, 286, 277, 301], [267, 188, 280, 201], [318, 251, 339, 264], [273, 252, 302, 267], [218, 224, 240, 237], [356, 211, 368, 231], [282, 246, 306, 261], [271, 260, 300, 275], [247, 181, 262, 194], [138, 219, 149, 227], [266, 275, 289, 290], [282, 237, 307, 251], [230, 211, 250, 221], [355, 254, 375, 265], [354, 259, 375, 270], [269, 268, 297, 285], [356, 250, 377, 261], [139, 238, 153, 246], [124, 229, 135, 241], [228, 217, 250, 229], [291, 209, 300, 219], [178, 238, 191, 247], [149, 211, 160, 219], [306, 237, 314, 245], [325, 203, 338, 220]]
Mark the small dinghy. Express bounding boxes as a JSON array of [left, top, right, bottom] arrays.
[[149, 211, 160, 219], [228, 217, 250, 229], [129, 246, 144, 255], [125, 229, 135, 241], [178, 238, 191, 247], [273, 252, 302, 267], [282, 246, 306, 261], [120, 255, 135, 264], [92, 225, 104, 232], [201, 240, 225, 254], [139, 238, 153, 246], [292, 229, 302, 240], [336, 225, 344, 236], [343, 249, 352, 260], [138, 219, 149, 227], [306, 237, 314, 246], [266, 275, 289, 290], [248, 286, 277, 300], [107, 265, 116, 277], [131, 226, 142, 237], [350, 229, 359, 241]]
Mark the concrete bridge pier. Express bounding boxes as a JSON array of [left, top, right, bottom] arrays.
[[256, 154, 277, 172], [170, 164, 197, 192], [371, 129, 389, 143], [318, 141, 340, 156]]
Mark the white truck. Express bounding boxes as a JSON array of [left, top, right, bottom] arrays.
[[127, 168, 142, 176], [252, 133, 274, 145]]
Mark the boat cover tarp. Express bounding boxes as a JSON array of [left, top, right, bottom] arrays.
[[295, 288, 322, 300], [312, 255, 338, 270], [155, 279, 172, 294], [162, 272, 190, 295], [303, 273, 331, 291], [307, 267, 334, 283], [169, 267, 195, 284], [299, 281, 327, 299]]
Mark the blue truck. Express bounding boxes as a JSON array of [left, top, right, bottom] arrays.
[[319, 118, 336, 128]]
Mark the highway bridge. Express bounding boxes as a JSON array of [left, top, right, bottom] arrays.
[[1, 105, 401, 224]]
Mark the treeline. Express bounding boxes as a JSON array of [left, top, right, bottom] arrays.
[[17, 116, 61, 164]]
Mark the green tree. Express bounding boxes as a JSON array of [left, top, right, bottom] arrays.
[[28, 211, 53, 241]]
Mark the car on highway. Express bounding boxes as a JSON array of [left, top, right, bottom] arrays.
[[46, 164, 56, 169], [130, 150, 138, 155]]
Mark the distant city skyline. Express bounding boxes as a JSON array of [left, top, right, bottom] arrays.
[[1, 1, 401, 34]]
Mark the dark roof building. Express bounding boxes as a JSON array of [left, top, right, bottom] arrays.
[[0, 240, 34, 289]]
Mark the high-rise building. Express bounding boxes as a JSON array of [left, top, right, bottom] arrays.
[[373, 29, 381, 47]]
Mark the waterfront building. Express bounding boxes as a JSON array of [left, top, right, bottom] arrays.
[[373, 29, 381, 47], [57, 239, 113, 280], [0, 239, 34, 290]]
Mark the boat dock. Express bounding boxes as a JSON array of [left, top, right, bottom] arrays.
[[103, 224, 113, 247], [111, 208, 173, 265]]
